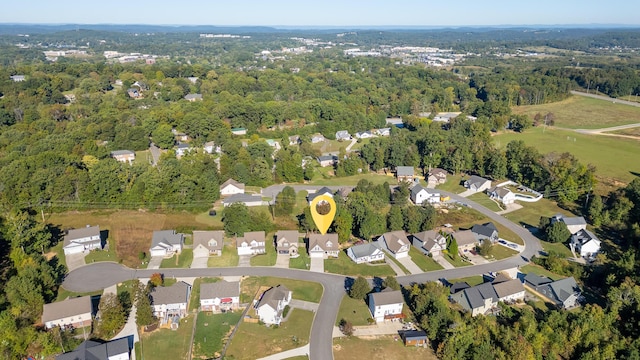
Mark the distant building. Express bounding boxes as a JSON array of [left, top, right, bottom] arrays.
[[464, 176, 492, 192], [335, 130, 351, 141], [110, 150, 136, 164], [10, 75, 26, 82], [220, 179, 245, 196], [551, 214, 588, 235], [317, 155, 338, 167], [395, 166, 415, 183], [231, 128, 247, 136]]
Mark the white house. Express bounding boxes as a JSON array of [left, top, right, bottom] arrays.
[[42, 296, 93, 329], [410, 185, 440, 205], [110, 150, 136, 164], [237, 231, 266, 256], [346, 242, 385, 264], [378, 230, 410, 259], [317, 155, 338, 167], [396, 166, 415, 183], [311, 133, 325, 143], [192, 230, 224, 257], [288, 135, 301, 145], [256, 285, 292, 325], [335, 130, 351, 141], [307, 186, 334, 204], [63, 225, 102, 255], [412, 230, 447, 257], [376, 128, 391, 136], [200, 281, 240, 312], [220, 178, 245, 196], [308, 233, 339, 258], [150, 281, 191, 323], [231, 128, 247, 136], [56, 337, 130, 360], [149, 230, 184, 257], [487, 187, 516, 205], [175, 143, 194, 158], [464, 175, 492, 192], [427, 168, 448, 187], [368, 289, 404, 323], [355, 130, 374, 139], [275, 230, 301, 256], [184, 93, 203, 102], [570, 229, 601, 259], [203, 141, 221, 154]]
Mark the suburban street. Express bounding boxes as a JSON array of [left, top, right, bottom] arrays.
[[62, 188, 543, 360]]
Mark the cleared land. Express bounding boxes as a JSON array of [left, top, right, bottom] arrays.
[[438, 207, 523, 245], [504, 197, 573, 228], [608, 127, 640, 137], [333, 335, 437, 360], [193, 311, 242, 359], [324, 251, 396, 277], [511, 95, 640, 129], [140, 315, 194, 360], [336, 295, 372, 326], [240, 276, 323, 303]]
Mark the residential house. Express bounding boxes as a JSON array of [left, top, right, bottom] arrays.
[[378, 230, 411, 259], [487, 187, 516, 205], [172, 128, 189, 142], [464, 175, 492, 192], [231, 128, 247, 136], [427, 168, 448, 187], [237, 231, 266, 256], [308, 233, 339, 258], [220, 178, 245, 196], [551, 214, 588, 235], [317, 155, 338, 167], [376, 128, 391, 136], [127, 88, 141, 98], [56, 337, 130, 360], [401, 330, 428, 347], [266, 139, 281, 151], [449, 282, 471, 294], [192, 230, 224, 257], [110, 150, 136, 164], [570, 229, 601, 259], [175, 143, 194, 158], [412, 230, 447, 257], [288, 135, 301, 145], [410, 184, 440, 205], [150, 281, 191, 322], [368, 288, 404, 323], [275, 230, 301, 256], [335, 130, 351, 141], [149, 230, 184, 257], [346, 242, 385, 264], [10, 74, 26, 82], [527, 275, 581, 309], [311, 133, 325, 143], [307, 186, 334, 204], [385, 117, 404, 128], [523, 273, 553, 288], [471, 222, 499, 244], [453, 230, 477, 253], [433, 112, 462, 123], [256, 285, 292, 325], [184, 93, 203, 102], [492, 279, 525, 303], [222, 194, 263, 207], [396, 166, 415, 183], [200, 281, 240, 312], [355, 130, 374, 139], [450, 282, 498, 316], [63, 225, 102, 255], [187, 76, 199, 84], [203, 141, 221, 154], [42, 296, 93, 329]]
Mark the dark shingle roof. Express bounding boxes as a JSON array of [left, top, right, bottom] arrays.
[[150, 281, 190, 306], [396, 166, 414, 177], [349, 242, 380, 258], [369, 289, 403, 306], [56, 337, 130, 360], [259, 285, 291, 311]]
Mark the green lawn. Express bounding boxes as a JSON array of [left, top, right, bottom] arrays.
[[520, 264, 565, 281], [225, 309, 314, 359], [241, 277, 323, 303], [324, 251, 396, 277], [335, 295, 371, 326], [512, 94, 640, 129], [85, 238, 118, 263], [194, 210, 224, 228], [408, 247, 444, 272], [442, 251, 471, 267], [193, 311, 242, 359], [250, 234, 277, 266], [49, 242, 67, 270], [436, 174, 466, 193], [116, 279, 138, 297], [189, 277, 221, 311], [56, 288, 102, 302], [467, 192, 503, 212], [447, 275, 485, 286], [140, 315, 194, 360], [334, 335, 437, 360], [504, 198, 574, 228], [540, 241, 574, 257], [309, 173, 395, 186], [439, 207, 523, 245], [488, 244, 520, 260], [289, 246, 310, 270], [208, 244, 239, 267], [160, 249, 193, 268]]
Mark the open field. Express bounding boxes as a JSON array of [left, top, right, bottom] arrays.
[[324, 251, 396, 277], [409, 247, 444, 272], [225, 309, 314, 359], [311, 139, 351, 153], [540, 241, 574, 258], [511, 95, 640, 129], [504, 198, 574, 228], [310, 173, 395, 186], [140, 315, 194, 360], [193, 311, 242, 359], [333, 335, 437, 360], [240, 277, 323, 303], [608, 127, 640, 137], [335, 295, 372, 326], [494, 126, 640, 191]]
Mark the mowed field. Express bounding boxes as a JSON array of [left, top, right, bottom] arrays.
[[47, 210, 222, 267], [511, 95, 640, 129]]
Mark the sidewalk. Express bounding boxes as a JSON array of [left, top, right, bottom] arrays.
[[256, 344, 309, 360]]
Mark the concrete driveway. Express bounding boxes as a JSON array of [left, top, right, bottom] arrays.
[[290, 299, 319, 312], [146, 256, 163, 269], [497, 239, 524, 252], [310, 257, 324, 272], [458, 189, 477, 197], [397, 257, 423, 274], [275, 253, 290, 268], [238, 255, 251, 267], [190, 256, 208, 269], [433, 255, 455, 270], [65, 252, 86, 271]]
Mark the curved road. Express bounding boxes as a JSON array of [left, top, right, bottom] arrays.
[[63, 188, 543, 360]]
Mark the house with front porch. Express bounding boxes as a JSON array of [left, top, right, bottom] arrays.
[[487, 187, 516, 205], [192, 230, 224, 257], [275, 230, 301, 256], [200, 281, 240, 312], [237, 231, 266, 256], [346, 242, 385, 264], [149, 230, 184, 257], [63, 225, 102, 255], [150, 281, 191, 323], [378, 230, 410, 259], [464, 175, 492, 192], [308, 233, 339, 258], [412, 230, 447, 257]]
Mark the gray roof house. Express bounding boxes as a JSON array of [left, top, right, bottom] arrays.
[[396, 166, 415, 183], [471, 222, 499, 243], [200, 281, 240, 312], [150, 281, 191, 320], [220, 178, 245, 196], [453, 230, 478, 252], [317, 155, 338, 167], [346, 242, 385, 264], [335, 130, 352, 141], [570, 229, 601, 259], [533, 277, 581, 309], [378, 230, 411, 259], [368, 289, 404, 322], [311, 133, 325, 143], [192, 230, 224, 257], [222, 193, 264, 207], [307, 186, 334, 203], [110, 150, 136, 164], [308, 233, 339, 258], [256, 285, 292, 325], [464, 175, 492, 192], [42, 295, 94, 329], [427, 168, 448, 185], [450, 282, 498, 316], [552, 214, 588, 235], [492, 279, 525, 303], [524, 273, 553, 288], [184, 93, 203, 101], [56, 337, 130, 360], [412, 230, 447, 256], [149, 230, 184, 257], [63, 225, 102, 255]]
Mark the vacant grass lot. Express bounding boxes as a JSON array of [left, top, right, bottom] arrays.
[[511, 95, 640, 129], [335, 295, 372, 326], [504, 198, 573, 228], [494, 126, 640, 190], [208, 243, 239, 267], [310, 173, 395, 186], [160, 249, 193, 268], [241, 277, 323, 303], [436, 174, 466, 193], [193, 311, 242, 359], [438, 207, 523, 245], [408, 247, 444, 272], [140, 315, 194, 360], [225, 309, 314, 359], [447, 275, 485, 286], [333, 335, 438, 360], [324, 251, 396, 277], [489, 245, 520, 260], [540, 241, 574, 258]]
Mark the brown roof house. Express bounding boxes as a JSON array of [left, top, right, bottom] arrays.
[[63, 225, 102, 255], [308, 233, 339, 258], [275, 230, 301, 256], [256, 285, 292, 325], [193, 230, 224, 258], [200, 281, 240, 312], [453, 230, 478, 254], [368, 288, 404, 322], [237, 231, 266, 256], [427, 168, 448, 187], [395, 166, 415, 183], [110, 150, 135, 165], [42, 295, 94, 329], [378, 230, 411, 259]]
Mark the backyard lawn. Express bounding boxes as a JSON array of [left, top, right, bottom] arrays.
[[408, 247, 444, 272], [324, 251, 396, 277], [540, 240, 574, 258], [309, 173, 395, 187], [335, 295, 372, 326], [140, 315, 194, 360], [240, 277, 323, 303], [333, 335, 437, 360], [208, 243, 239, 267], [225, 309, 314, 359], [436, 174, 466, 194], [192, 311, 243, 359], [160, 249, 193, 268], [504, 198, 574, 229]]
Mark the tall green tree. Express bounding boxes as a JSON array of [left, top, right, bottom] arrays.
[[349, 276, 371, 300], [222, 203, 250, 236], [274, 186, 296, 216], [545, 221, 571, 243], [387, 205, 404, 231]]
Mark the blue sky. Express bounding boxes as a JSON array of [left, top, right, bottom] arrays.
[[1, 0, 639, 26]]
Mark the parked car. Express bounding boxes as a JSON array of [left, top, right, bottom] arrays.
[[498, 240, 507, 245]]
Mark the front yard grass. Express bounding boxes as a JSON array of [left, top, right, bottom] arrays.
[[250, 234, 277, 266], [208, 243, 239, 267], [335, 295, 371, 326], [193, 311, 242, 359], [324, 251, 396, 277], [289, 246, 310, 270], [140, 315, 194, 360], [467, 192, 503, 212], [438, 207, 523, 245], [333, 335, 438, 360], [160, 249, 193, 268], [84, 237, 118, 264], [240, 277, 323, 303], [442, 251, 471, 267], [504, 198, 573, 228], [446, 275, 485, 286], [540, 240, 574, 257], [225, 309, 314, 360], [408, 247, 444, 272], [488, 245, 520, 260], [436, 174, 466, 194]]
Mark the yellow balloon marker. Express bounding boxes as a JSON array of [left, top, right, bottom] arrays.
[[310, 194, 337, 235]]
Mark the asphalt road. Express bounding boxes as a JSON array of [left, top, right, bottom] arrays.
[[571, 90, 640, 108], [62, 187, 544, 360]]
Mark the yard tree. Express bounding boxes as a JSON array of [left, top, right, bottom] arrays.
[[349, 276, 371, 300], [149, 273, 163, 287], [545, 221, 571, 243], [274, 186, 296, 216], [96, 293, 126, 338], [358, 209, 385, 240], [151, 123, 175, 149], [448, 235, 459, 259], [222, 203, 250, 236], [477, 240, 493, 256], [333, 201, 353, 243], [299, 206, 318, 233], [392, 182, 410, 207], [383, 276, 401, 291], [387, 205, 404, 231], [135, 282, 154, 327], [587, 195, 604, 227]]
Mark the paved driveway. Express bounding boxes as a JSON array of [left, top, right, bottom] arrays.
[[433, 255, 455, 270], [384, 257, 404, 276], [65, 252, 86, 271], [458, 189, 476, 197], [146, 256, 163, 269], [275, 253, 290, 268], [397, 257, 422, 274], [290, 299, 319, 312], [238, 255, 251, 267], [190, 256, 208, 269], [310, 257, 324, 272]]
